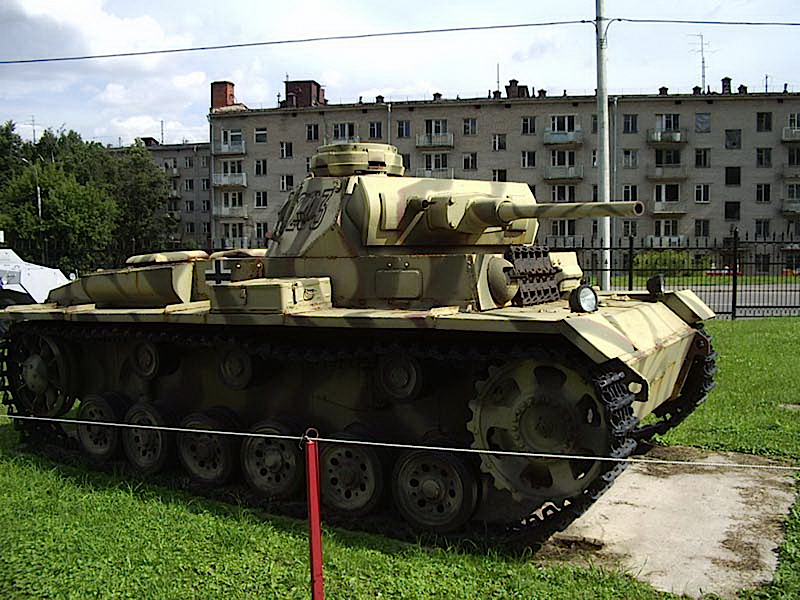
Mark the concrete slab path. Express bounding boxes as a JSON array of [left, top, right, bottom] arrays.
[[537, 446, 797, 599]]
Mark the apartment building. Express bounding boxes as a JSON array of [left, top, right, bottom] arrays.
[[142, 138, 213, 249], [207, 77, 800, 257]]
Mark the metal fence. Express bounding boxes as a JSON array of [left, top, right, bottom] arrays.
[[552, 229, 800, 318]]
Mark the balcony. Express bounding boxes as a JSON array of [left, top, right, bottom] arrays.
[[331, 136, 361, 144], [415, 133, 454, 148], [646, 128, 689, 146], [646, 164, 688, 180], [213, 141, 246, 155], [163, 167, 179, 177], [212, 173, 247, 187], [543, 235, 585, 248], [543, 165, 584, 181], [215, 205, 248, 218], [644, 235, 687, 248], [543, 129, 584, 146], [781, 127, 800, 143], [782, 163, 800, 179], [213, 237, 251, 250], [168, 189, 182, 198], [652, 201, 688, 214], [415, 168, 455, 179], [781, 198, 800, 215]]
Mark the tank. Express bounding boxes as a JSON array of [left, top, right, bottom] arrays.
[[0, 143, 715, 546]]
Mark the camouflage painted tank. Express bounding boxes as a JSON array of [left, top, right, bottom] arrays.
[[0, 143, 715, 545]]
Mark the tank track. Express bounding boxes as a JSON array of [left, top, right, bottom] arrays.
[[632, 325, 717, 442], [1, 320, 638, 552]]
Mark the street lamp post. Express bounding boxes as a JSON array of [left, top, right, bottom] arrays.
[[20, 158, 42, 218]]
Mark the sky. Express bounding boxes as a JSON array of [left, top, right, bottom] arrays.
[[1, 0, 798, 146]]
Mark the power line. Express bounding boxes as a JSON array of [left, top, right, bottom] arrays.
[[2, 17, 799, 66], [0, 20, 588, 65]]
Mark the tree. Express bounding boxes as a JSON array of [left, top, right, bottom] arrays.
[[0, 165, 117, 273], [0, 121, 24, 189]]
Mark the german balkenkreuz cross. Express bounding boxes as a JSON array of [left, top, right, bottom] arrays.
[[205, 259, 232, 284]]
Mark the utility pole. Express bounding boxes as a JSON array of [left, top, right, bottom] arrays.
[[596, 0, 611, 291]]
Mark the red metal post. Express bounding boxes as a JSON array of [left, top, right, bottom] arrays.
[[304, 430, 324, 600]]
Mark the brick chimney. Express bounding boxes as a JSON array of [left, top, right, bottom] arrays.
[[211, 81, 235, 110], [721, 77, 732, 94], [659, 86, 669, 96]]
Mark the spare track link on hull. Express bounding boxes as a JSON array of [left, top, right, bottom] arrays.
[[1, 320, 638, 551]]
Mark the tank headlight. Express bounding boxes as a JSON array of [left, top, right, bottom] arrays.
[[569, 284, 598, 313]]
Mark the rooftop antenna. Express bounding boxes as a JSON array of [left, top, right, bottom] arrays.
[[160, 120, 164, 144], [689, 33, 709, 90], [496, 63, 500, 93], [28, 115, 37, 144], [765, 74, 769, 93]]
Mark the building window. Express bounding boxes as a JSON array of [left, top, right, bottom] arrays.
[[223, 223, 244, 239], [591, 114, 598, 134], [550, 150, 575, 167], [333, 123, 356, 140], [790, 113, 800, 129], [622, 219, 638, 237], [185, 222, 195, 234], [369, 121, 383, 139], [591, 150, 597, 168], [656, 113, 680, 131], [694, 184, 710, 203], [724, 201, 740, 220], [755, 253, 770, 273], [254, 159, 267, 176], [756, 112, 772, 132], [622, 149, 638, 169], [222, 191, 243, 208], [654, 183, 680, 203], [756, 147, 772, 168], [725, 166, 741, 185], [183, 179, 194, 191], [463, 152, 478, 170], [551, 219, 576, 236], [695, 219, 710, 237], [401, 154, 411, 170], [168, 199, 178, 212], [592, 185, 598, 201], [550, 115, 576, 132], [789, 148, 800, 166], [695, 112, 711, 133], [305, 157, 311, 173], [184, 156, 193, 168], [756, 183, 771, 203], [200, 156, 209, 168], [622, 184, 638, 201], [424, 153, 448, 170], [551, 185, 576, 202], [201, 178, 210, 191], [256, 222, 269, 240], [255, 191, 268, 208], [184, 200, 195, 212], [725, 129, 742, 149], [492, 169, 507, 182], [254, 128, 267, 143], [222, 159, 243, 174], [221, 128, 243, 146], [306, 124, 319, 141], [202, 222, 210, 234], [425, 119, 448, 135], [492, 134, 507, 151], [788, 183, 800, 200], [463, 118, 478, 135], [755, 219, 771, 238], [201, 199, 210, 212], [280, 142, 293, 159], [521, 116, 536, 135], [654, 219, 679, 236], [695, 148, 710, 168], [521, 151, 536, 168], [397, 120, 411, 138], [622, 114, 638, 134], [280, 175, 294, 192], [655, 149, 681, 167]]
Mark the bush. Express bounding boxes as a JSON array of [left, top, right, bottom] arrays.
[[634, 249, 712, 277]]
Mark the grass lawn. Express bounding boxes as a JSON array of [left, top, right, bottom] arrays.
[[0, 318, 798, 599]]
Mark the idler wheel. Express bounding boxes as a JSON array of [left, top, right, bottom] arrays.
[[9, 333, 75, 417], [122, 402, 175, 474], [320, 435, 384, 516], [217, 345, 253, 390], [130, 341, 160, 379], [374, 353, 422, 402], [467, 358, 611, 501], [177, 408, 240, 486], [77, 393, 130, 461], [392, 450, 478, 532], [241, 420, 303, 499]]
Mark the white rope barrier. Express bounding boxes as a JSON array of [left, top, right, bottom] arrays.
[[2, 412, 799, 472]]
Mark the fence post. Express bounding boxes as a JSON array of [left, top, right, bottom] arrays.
[[627, 236, 634, 290], [731, 228, 739, 320], [304, 429, 325, 600]]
